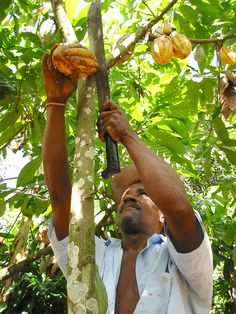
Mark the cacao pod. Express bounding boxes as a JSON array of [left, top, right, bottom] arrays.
[[162, 22, 172, 36], [151, 36, 173, 65], [52, 43, 99, 78], [171, 33, 192, 59], [193, 44, 206, 63], [220, 46, 236, 65]]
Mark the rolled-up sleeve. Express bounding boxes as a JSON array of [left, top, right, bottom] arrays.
[[165, 212, 213, 304]]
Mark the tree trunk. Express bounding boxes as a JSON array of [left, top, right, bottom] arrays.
[[67, 77, 98, 313], [50, 1, 98, 313]]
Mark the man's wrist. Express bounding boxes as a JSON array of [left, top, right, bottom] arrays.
[[46, 97, 67, 104]]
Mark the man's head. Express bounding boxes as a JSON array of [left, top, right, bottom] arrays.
[[112, 165, 164, 237]]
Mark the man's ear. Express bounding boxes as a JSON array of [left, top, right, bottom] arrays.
[[159, 213, 165, 225]]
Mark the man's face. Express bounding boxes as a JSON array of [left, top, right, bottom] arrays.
[[117, 182, 163, 236]]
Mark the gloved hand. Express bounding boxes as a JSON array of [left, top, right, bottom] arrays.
[[41, 44, 78, 104]]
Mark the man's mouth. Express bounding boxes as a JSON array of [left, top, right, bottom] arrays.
[[120, 201, 140, 213]]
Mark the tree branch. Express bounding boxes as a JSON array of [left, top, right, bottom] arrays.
[[148, 32, 236, 45], [0, 245, 53, 281], [107, 0, 179, 68], [189, 33, 236, 45], [50, 0, 77, 43]]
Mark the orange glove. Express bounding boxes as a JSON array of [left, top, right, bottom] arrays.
[[41, 44, 78, 104]]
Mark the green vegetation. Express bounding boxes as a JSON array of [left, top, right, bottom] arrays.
[[0, 0, 235, 312]]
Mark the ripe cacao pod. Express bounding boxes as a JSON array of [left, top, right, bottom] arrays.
[[193, 44, 206, 63], [151, 36, 173, 64], [220, 46, 236, 65], [52, 43, 99, 78], [162, 22, 172, 36], [171, 33, 192, 59]]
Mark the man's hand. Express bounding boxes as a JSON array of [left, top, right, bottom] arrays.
[[99, 100, 135, 144], [41, 45, 78, 104]]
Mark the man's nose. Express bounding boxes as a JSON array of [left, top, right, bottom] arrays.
[[122, 192, 137, 202]]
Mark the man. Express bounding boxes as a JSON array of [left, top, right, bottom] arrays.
[[42, 47, 213, 314]]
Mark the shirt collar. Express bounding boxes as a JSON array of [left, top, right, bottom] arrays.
[[104, 233, 166, 247]]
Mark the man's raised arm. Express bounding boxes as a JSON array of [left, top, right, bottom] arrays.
[[42, 47, 77, 240], [99, 100, 203, 253]]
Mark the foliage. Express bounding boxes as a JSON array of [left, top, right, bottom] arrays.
[[0, 0, 236, 312], [2, 270, 67, 314]]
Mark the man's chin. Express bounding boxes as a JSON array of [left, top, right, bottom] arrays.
[[119, 216, 144, 235]]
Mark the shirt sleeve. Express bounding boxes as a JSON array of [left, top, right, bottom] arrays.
[[165, 211, 213, 303], [47, 217, 107, 278], [47, 217, 68, 277]]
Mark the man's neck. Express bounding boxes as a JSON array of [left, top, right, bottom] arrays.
[[121, 233, 150, 252]]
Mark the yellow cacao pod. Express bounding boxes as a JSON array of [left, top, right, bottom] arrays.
[[151, 36, 173, 65], [171, 33, 192, 59], [52, 43, 99, 78], [162, 22, 172, 36], [193, 44, 206, 63], [220, 46, 236, 65]]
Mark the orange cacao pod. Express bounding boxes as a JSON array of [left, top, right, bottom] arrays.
[[220, 46, 236, 65], [171, 33, 192, 59], [52, 43, 99, 78], [162, 22, 172, 36], [151, 36, 173, 64]]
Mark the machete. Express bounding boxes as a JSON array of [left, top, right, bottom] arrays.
[[88, 0, 120, 179]]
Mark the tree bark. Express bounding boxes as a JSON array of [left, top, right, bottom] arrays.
[[67, 77, 97, 313]]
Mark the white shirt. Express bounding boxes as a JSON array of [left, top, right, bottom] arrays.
[[48, 213, 213, 313]]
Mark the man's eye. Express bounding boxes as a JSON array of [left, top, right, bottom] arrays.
[[139, 190, 147, 196]]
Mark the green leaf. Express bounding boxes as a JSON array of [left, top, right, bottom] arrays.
[[0, 199, 6, 216], [130, 103, 144, 122], [0, 110, 19, 133], [65, 0, 86, 23], [213, 117, 229, 143], [156, 130, 186, 155], [21, 32, 42, 46], [0, 122, 26, 148], [0, 0, 12, 23], [200, 78, 215, 103], [167, 102, 190, 119], [203, 150, 212, 180], [220, 147, 236, 165], [32, 111, 43, 142], [0, 301, 8, 313], [179, 5, 198, 25], [17, 156, 42, 187], [187, 81, 199, 113]]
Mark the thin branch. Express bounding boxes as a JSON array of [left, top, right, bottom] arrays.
[[189, 33, 236, 45], [0, 177, 18, 182], [142, 0, 155, 17], [0, 245, 53, 281], [147, 32, 236, 45], [113, 0, 153, 16]]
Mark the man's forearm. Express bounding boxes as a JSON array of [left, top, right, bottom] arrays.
[[122, 132, 189, 215], [43, 107, 71, 193]]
